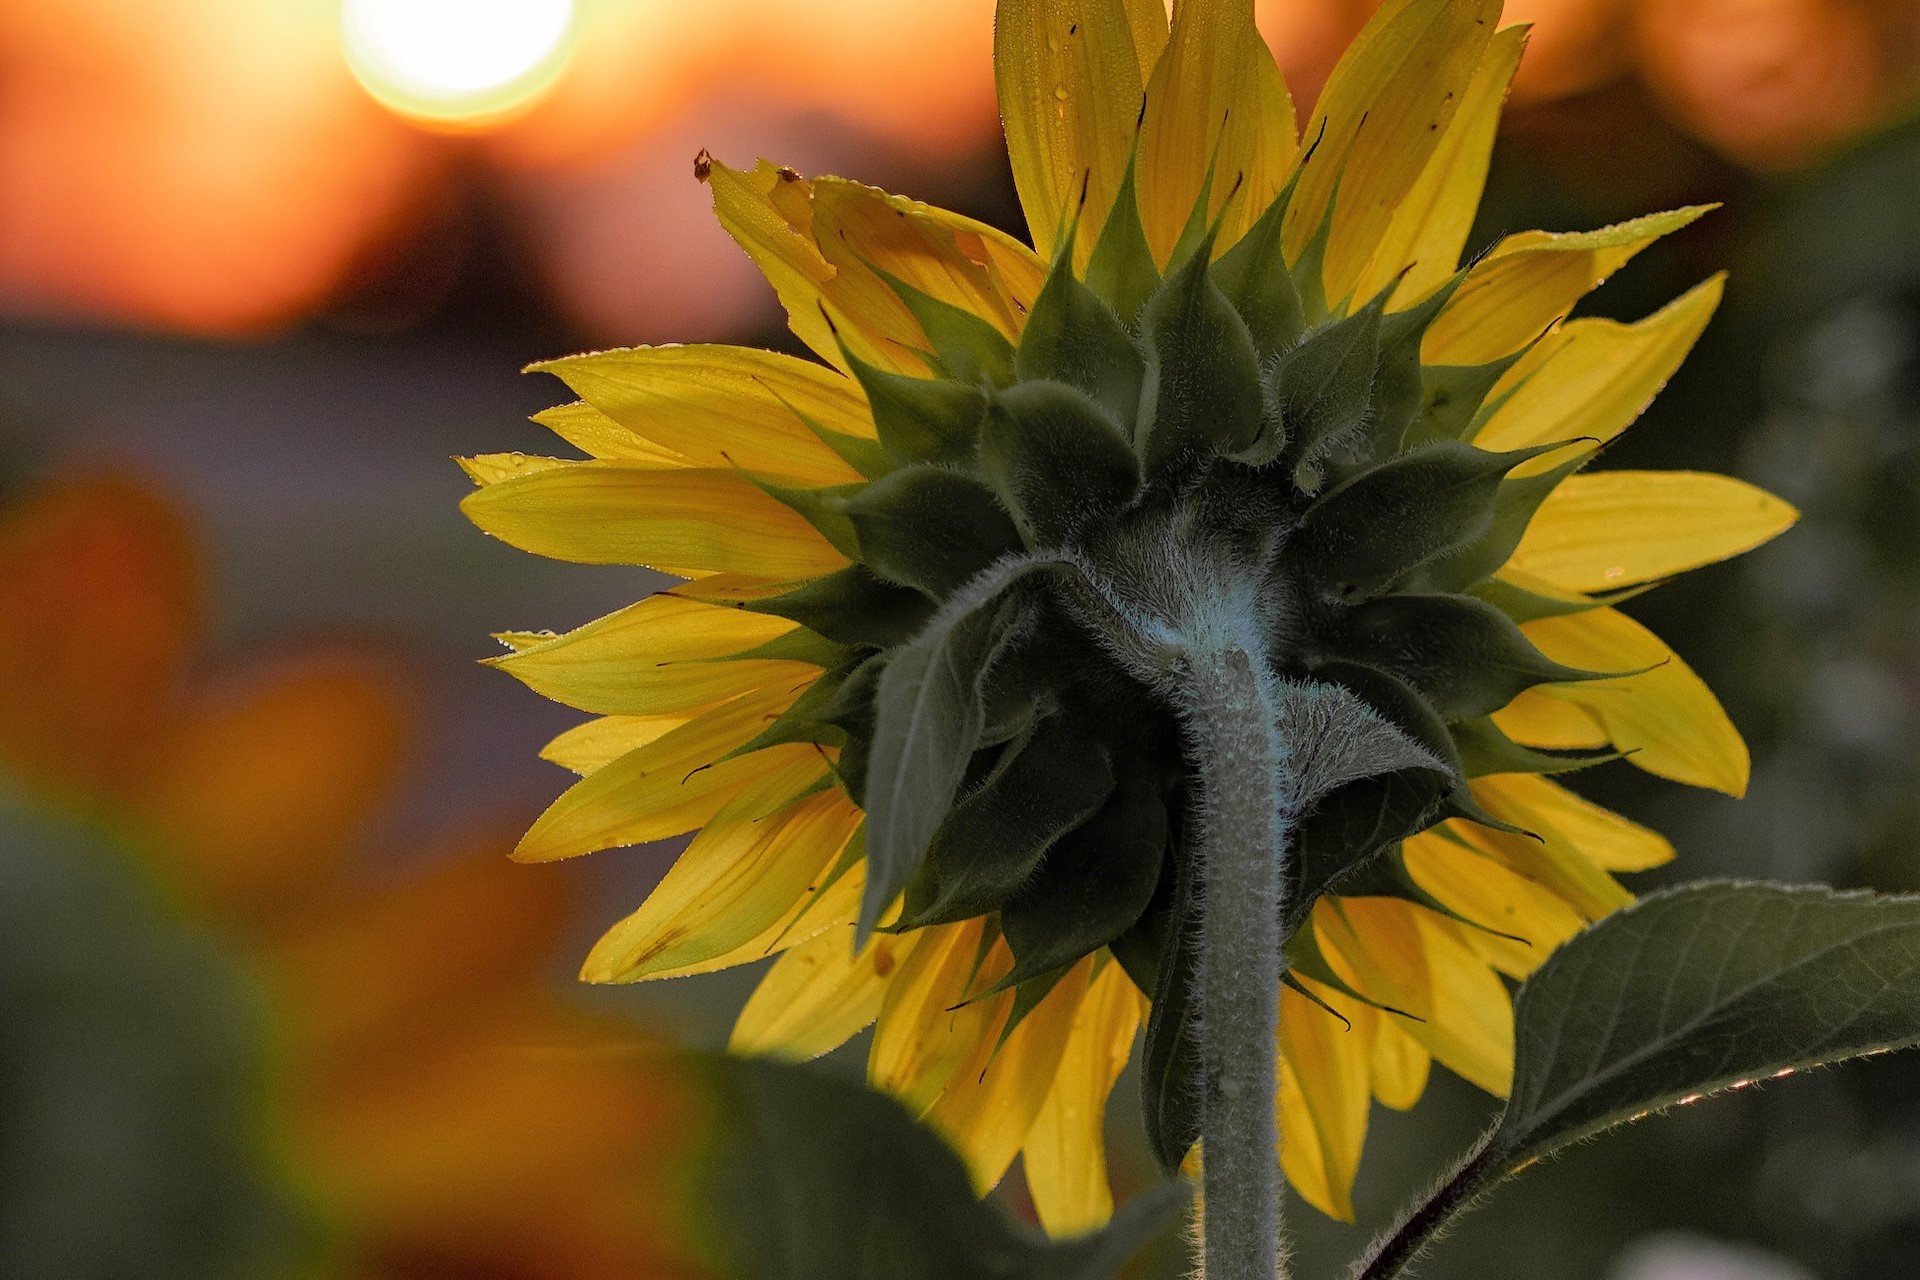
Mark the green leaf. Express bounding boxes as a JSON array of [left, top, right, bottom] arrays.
[[1291, 442, 1556, 601], [999, 773, 1169, 985], [771, 390, 895, 479], [902, 716, 1116, 927], [880, 271, 1017, 388], [755, 479, 866, 559], [1209, 191, 1306, 361], [1338, 592, 1601, 721], [1362, 275, 1466, 462], [844, 348, 987, 466], [1357, 882, 1920, 1280], [1402, 352, 1527, 447], [1136, 232, 1265, 478], [1450, 715, 1618, 777], [1290, 771, 1448, 938], [1084, 157, 1160, 331], [748, 565, 934, 649], [1137, 840, 1202, 1172], [860, 557, 1066, 939], [981, 380, 1141, 547], [1016, 239, 1147, 432], [695, 1053, 1187, 1280], [845, 466, 1025, 598], [1259, 302, 1382, 487], [724, 658, 859, 759], [1413, 443, 1596, 593]]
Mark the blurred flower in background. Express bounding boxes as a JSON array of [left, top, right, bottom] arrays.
[[0, 473, 714, 1279]]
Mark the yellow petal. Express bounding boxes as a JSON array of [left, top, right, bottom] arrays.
[[1485, 773, 1674, 874], [488, 594, 818, 718], [995, 0, 1157, 264], [1024, 959, 1144, 1236], [1316, 897, 1513, 1096], [1137, 0, 1297, 264], [634, 855, 870, 983], [1524, 607, 1749, 795], [1402, 830, 1587, 979], [581, 779, 858, 984], [1368, 1015, 1431, 1111], [667, 573, 797, 605], [1471, 275, 1726, 453], [456, 453, 575, 485], [731, 924, 908, 1061], [1451, 776, 1634, 921], [1286, 0, 1502, 307], [530, 401, 692, 467], [1277, 979, 1375, 1221], [513, 691, 814, 862], [530, 345, 869, 484], [869, 918, 1005, 1115], [925, 955, 1096, 1195], [811, 177, 1041, 341], [1424, 207, 1714, 365], [539, 714, 689, 776], [1489, 688, 1609, 749], [1353, 24, 1527, 309], [707, 159, 864, 374], [461, 461, 847, 580], [1507, 471, 1797, 593]]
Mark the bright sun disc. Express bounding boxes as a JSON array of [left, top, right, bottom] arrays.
[[343, 0, 578, 127]]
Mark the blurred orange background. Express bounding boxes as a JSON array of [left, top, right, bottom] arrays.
[[5, 0, 1915, 341]]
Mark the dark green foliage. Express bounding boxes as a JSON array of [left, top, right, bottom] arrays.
[[902, 718, 1116, 927], [981, 381, 1140, 546], [861, 585, 1035, 940], [1016, 242, 1147, 430], [1413, 442, 1596, 592], [1083, 159, 1160, 331], [748, 566, 933, 649], [881, 272, 1017, 388], [1362, 275, 1466, 463], [1452, 714, 1617, 776], [694, 1054, 1186, 1279], [1136, 233, 1265, 477], [1210, 194, 1306, 360], [844, 466, 1023, 598], [756, 478, 865, 558], [1358, 884, 1920, 1279], [1138, 841, 1204, 1173], [1259, 301, 1383, 484], [1000, 775, 1170, 985], [845, 347, 987, 465], [1291, 441, 1553, 600], [1339, 592, 1599, 720], [1403, 352, 1527, 447]]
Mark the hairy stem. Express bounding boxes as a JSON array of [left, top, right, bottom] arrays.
[[1179, 643, 1294, 1279], [1351, 1136, 1503, 1280]]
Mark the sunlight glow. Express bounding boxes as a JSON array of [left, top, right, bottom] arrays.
[[343, 0, 578, 127]]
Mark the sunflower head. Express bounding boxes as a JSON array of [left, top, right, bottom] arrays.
[[464, 0, 1795, 1228]]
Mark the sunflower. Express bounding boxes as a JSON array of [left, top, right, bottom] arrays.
[[0, 474, 712, 1279], [464, 0, 1795, 1231]]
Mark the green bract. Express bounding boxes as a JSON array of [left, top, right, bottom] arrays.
[[739, 177, 1617, 1040]]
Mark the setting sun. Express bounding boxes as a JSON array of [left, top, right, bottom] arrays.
[[342, 0, 577, 127]]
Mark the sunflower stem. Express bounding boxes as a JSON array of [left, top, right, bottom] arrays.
[[1178, 641, 1295, 1280]]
